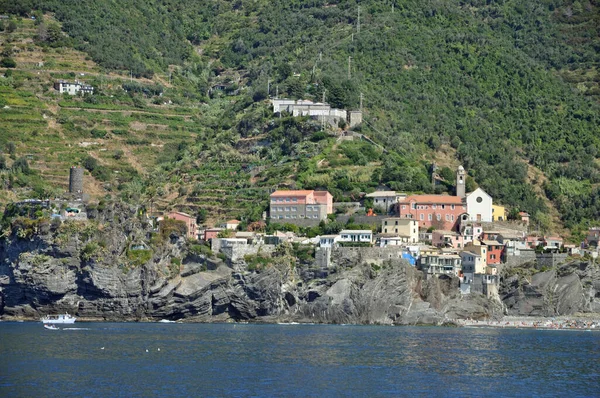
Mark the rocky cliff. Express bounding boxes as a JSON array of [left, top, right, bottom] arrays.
[[1, 203, 598, 323]]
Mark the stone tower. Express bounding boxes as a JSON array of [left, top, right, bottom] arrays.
[[456, 165, 466, 198], [69, 166, 84, 194]]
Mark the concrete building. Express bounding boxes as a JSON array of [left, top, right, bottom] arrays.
[[269, 190, 333, 222], [466, 187, 493, 222], [421, 253, 462, 277], [271, 99, 362, 128], [54, 80, 94, 95], [398, 195, 466, 231], [381, 218, 418, 243]]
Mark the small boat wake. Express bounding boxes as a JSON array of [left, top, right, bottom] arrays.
[[62, 327, 91, 331]]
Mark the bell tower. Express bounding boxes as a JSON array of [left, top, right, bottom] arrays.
[[456, 165, 466, 198]]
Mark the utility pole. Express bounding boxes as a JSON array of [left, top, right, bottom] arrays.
[[267, 79, 271, 98], [130, 70, 133, 82], [319, 51, 322, 61], [351, 33, 354, 42], [276, 85, 279, 99], [357, 6, 361, 34], [360, 92, 363, 111], [348, 56, 352, 80]]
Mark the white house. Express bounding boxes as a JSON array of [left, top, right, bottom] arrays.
[[466, 188, 493, 222], [319, 234, 340, 248], [339, 230, 373, 244], [365, 191, 406, 213], [54, 80, 94, 96]]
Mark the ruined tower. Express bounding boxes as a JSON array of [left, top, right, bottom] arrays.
[[69, 166, 84, 194]]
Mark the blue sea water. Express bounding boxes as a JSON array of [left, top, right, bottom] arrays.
[[0, 322, 598, 397]]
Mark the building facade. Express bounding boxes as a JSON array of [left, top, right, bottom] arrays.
[[269, 190, 333, 222], [54, 80, 94, 95], [381, 218, 418, 243], [167, 211, 197, 240], [398, 195, 466, 231], [466, 187, 493, 222]]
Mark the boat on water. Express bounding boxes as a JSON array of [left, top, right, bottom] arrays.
[[40, 313, 76, 324], [43, 324, 59, 330]]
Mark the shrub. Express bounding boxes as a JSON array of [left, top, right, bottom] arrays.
[[0, 57, 16, 68]]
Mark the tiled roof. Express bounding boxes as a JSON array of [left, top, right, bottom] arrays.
[[270, 190, 314, 197], [401, 195, 464, 204]]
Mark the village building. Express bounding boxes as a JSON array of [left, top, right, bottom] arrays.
[[339, 230, 373, 244], [398, 195, 466, 231], [54, 80, 94, 96], [166, 211, 197, 240], [420, 253, 462, 277], [492, 204, 507, 221], [519, 212, 530, 225], [204, 227, 224, 242], [459, 222, 483, 243], [366, 191, 406, 213], [432, 230, 468, 249], [269, 190, 333, 223], [480, 240, 504, 265], [224, 219, 240, 230], [319, 234, 340, 248], [466, 187, 493, 222], [543, 236, 564, 249], [586, 227, 600, 247], [381, 218, 418, 243], [459, 251, 487, 276]]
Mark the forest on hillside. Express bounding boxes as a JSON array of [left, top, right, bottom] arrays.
[[1, 0, 599, 233]]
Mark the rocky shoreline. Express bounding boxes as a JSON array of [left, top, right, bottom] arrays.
[[1, 203, 599, 325]]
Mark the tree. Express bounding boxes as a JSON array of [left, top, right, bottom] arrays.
[[0, 57, 16, 68]]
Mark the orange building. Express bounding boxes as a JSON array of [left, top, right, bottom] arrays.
[[398, 195, 467, 231]]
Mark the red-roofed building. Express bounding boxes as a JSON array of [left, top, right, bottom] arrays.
[[269, 190, 333, 222], [398, 195, 467, 231]]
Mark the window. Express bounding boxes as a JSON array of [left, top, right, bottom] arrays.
[[292, 198, 297, 202], [445, 215, 450, 221], [285, 215, 289, 219], [292, 207, 297, 211], [285, 207, 290, 211], [451, 205, 455, 210], [395, 228, 398, 233], [491, 254, 496, 259], [432, 204, 436, 209], [437, 214, 441, 221], [402, 205, 406, 210], [384, 221, 388, 225], [286, 198, 290, 202], [428, 214, 432, 221], [279, 207, 284, 211], [313, 215, 318, 219], [395, 221, 398, 225], [476, 196, 483, 203], [420, 214, 424, 220], [451, 215, 454, 221], [411, 203, 416, 210], [441, 205, 445, 209]]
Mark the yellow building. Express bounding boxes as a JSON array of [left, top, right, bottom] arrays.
[[492, 204, 507, 221]]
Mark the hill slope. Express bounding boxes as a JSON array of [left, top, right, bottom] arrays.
[[1, 0, 599, 235]]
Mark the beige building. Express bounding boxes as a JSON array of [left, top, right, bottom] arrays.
[[381, 217, 418, 243]]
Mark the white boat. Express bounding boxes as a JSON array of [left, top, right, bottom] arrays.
[[40, 313, 76, 324], [44, 324, 59, 330]]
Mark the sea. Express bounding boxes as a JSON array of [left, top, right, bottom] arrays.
[[0, 322, 598, 397]]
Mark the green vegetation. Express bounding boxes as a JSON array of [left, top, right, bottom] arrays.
[[0, 0, 599, 235]]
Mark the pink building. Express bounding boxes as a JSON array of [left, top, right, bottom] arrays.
[[167, 211, 197, 240], [204, 228, 224, 241], [432, 230, 468, 249], [519, 212, 530, 225], [269, 190, 333, 221], [398, 195, 467, 231]]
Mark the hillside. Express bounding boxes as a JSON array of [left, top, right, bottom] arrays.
[[1, 0, 599, 235]]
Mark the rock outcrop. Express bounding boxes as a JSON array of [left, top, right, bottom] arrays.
[[1, 202, 598, 323], [499, 261, 600, 316]]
